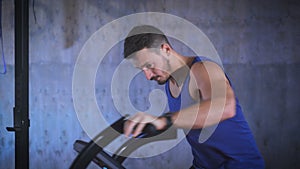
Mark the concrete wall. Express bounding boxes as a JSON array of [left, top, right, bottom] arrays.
[[0, 0, 299, 168]]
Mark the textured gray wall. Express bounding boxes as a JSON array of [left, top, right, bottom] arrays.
[[0, 0, 299, 169]]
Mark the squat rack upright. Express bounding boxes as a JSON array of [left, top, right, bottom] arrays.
[[6, 0, 30, 169]]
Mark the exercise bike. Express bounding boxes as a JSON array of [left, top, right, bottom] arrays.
[[70, 116, 177, 169]]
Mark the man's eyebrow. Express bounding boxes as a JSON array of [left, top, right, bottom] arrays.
[[136, 62, 148, 69]]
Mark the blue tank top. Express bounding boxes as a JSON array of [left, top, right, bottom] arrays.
[[165, 56, 265, 169]]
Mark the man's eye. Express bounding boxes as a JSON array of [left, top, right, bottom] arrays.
[[145, 63, 153, 69]]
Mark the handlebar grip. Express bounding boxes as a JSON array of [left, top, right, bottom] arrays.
[[122, 116, 169, 138], [136, 123, 167, 138], [142, 123, 157, 135]]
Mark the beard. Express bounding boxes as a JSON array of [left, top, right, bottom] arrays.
[[157, 79, 166, 85], [150, 58, 172, 85], [151, 75, 170, 85]]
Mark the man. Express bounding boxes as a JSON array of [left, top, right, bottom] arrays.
[[123, 25, 264, 169]]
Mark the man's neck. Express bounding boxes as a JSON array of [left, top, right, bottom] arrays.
[[169, 56, 195, 87]]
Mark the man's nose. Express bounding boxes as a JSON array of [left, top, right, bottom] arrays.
[[143, 69, 153, 80]]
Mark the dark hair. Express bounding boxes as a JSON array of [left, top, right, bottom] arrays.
[[123, 25, 171, 58]]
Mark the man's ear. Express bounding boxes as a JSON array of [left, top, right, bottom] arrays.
[[160, 43, 171, 56]]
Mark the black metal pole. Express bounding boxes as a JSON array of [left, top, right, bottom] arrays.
[[6, 0, 30, 169]]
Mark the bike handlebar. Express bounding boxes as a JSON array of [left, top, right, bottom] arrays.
[[70, 116, 177, 169]]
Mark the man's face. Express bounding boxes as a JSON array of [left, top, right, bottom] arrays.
[[129, 48, 171, 85]]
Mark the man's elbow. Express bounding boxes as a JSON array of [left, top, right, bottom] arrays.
[[223, 98, 236, 119], [225, 108, 236, 119]]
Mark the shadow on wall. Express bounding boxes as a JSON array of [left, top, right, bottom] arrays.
[[62, 0, 139, 48], [63, 0, 79, 48]]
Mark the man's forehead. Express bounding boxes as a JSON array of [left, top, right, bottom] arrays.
[[128, 48, 158, 66], [129, 55, 150, 68], [136, 48, 158, 56]]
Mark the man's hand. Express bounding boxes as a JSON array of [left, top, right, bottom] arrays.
[[124, 112, 167, 137]]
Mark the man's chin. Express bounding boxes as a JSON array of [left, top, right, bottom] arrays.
[[156, 79, 167, 85]]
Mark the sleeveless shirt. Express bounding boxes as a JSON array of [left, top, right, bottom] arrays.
[[165, 56, 265, 169]]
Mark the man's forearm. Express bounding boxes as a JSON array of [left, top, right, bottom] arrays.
[[171, 98, 236, 129]]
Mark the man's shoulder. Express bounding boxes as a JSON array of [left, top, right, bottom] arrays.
[[190, 59, 222, 73]]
